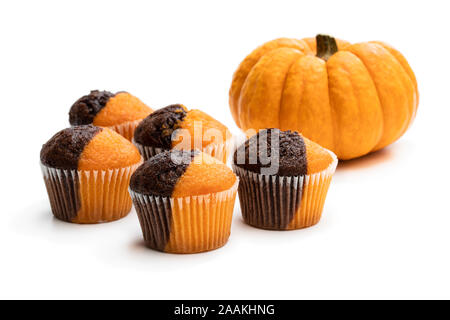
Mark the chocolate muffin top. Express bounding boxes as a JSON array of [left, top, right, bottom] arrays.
[[233, 129, 307, 176], [40, 125, 102, 170], [133, 104, 187, 149], [130, 150, 198, 197], [69, 90, 116, 125]]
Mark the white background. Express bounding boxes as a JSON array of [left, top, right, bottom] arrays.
[[1, 0, 449, 299]]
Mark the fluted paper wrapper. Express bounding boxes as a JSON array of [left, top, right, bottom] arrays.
[[130, 180, 238, 253], [133, 139, 232, 163], [41, 161, 141, 224], [108, 119, 142, 141], [232, 152, 337, 230]]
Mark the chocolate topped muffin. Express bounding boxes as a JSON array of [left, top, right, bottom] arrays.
[[40, 125, 142, 223], [41, 125, 102, 170], [69, 91, 116, 126], [130, 150, 198, 197], [232, 129, 337, 230], [133, 104, 232, 163], [234, 128, 334, 176], [233, 129, 307, 176], [69, 90, 153, 140], [129, 150, 238, 253], [133, 104, 187, 150]]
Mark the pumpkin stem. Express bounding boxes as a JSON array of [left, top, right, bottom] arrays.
[[316, 34, 338, 61]]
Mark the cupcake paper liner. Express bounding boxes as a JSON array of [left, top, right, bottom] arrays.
[[133, 139, 232, 163], [108, 119, 143, 141], [132, 140, 164, 161], [129, 179, 239, 253], [41, 161, 142, 224], [232, 151, 337, 230]]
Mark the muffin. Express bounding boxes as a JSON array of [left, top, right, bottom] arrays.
[[133, 104, 232, 163], [69, 90, 153, 140], [129, 150, 238, 253], [40, 125, 142, 223], [232, 129, 337, 230]]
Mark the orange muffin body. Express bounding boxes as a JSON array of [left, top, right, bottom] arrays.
[[78, 127, 142, 170], [133, 104, 232, 163], [41, 125, 142, 224], [233, 129, 337, 230], [69, 90, 153, 140], [75, 128, 142, 223], [174, 109, 232, 150], [286, 166, 334, 230], [130, 150, 238, 253], [172, 153, 236, 197], [287, 135, 335, 229], [304, 137, 334, 174], [167, 153, 237, 253], [165, 187, 236, 253], [93, 92, 152, 127]]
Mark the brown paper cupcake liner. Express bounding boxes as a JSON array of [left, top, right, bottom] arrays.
[[129, 179, 239, 253], [41, 161, 142, 224], [108, 119, 143, 141], [132, 139, 232, 163], [232, 151, 337, 230]]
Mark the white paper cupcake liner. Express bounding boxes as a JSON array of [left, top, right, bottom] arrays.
[[132, 140, 165, 161], [129, 179, 239, 253], [132, 139, 232, 163], [108, 119, 143, 141], [41, 161, 142, 223], [232, 151, 337, 230]]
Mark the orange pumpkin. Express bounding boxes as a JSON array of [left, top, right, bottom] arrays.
[[229, 35, 418, 160]]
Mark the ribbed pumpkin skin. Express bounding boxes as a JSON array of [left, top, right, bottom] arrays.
[[229, 36, 418, 160]]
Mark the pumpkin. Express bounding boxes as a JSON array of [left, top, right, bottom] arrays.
[[229, 35, 418, 160]]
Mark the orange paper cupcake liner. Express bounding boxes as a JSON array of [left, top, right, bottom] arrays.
[[232, 151, 337, 230], [41, 161, 142, 224], [129, 179, 238, 253], [108, 119, 143, 141], [133, 139, 232, 164]]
